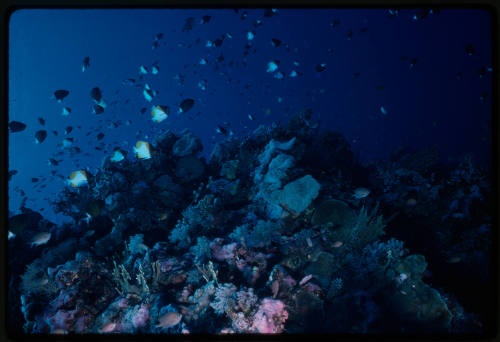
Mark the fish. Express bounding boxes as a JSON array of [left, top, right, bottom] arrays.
[[406, 198, 418, 206], [215, 125, 227, 135], [90, 87, 102, 103], [152, 65, 159, 75], [143, 88, 154, 102], [182, 17, 195, 32], [446, 256, 462, 264], [306, 237, 313, 248], [271, 280, 279, 298], [213, 38, 224, 47], [31, 177, 39, 183], [134, 141, 152, 159], [299, 274, 313, 286], [353, 187, 370, 199], [8, 170, 18, 180], [156, 312, 182, 329], [152, 40, 159, 49], [110, 148, 126, 162], [330, 19, 340, 27], [409, 58, 418, 69], [379, 106, 388, 115], [332, 241, 343, 248], [271, 38, 281, 47], [139, 65, 148, 74], [62, 107, 72, 116], [8, 231, 15, 240], [48, 158, 59, 166], [201, 15, 211, 24], [353, 72, 360, 78], [466, 43, 476, 56], [478, 66, 486, 78], [248, 114, 254, 121], [8, 121, 27, 132], [152, 105, 169, 123], [155, 32, 164, 40], [38, 117, 45, 126], [316, 64, 327, 72], [198, 80, 207, 91], [68, 170, 88, 187], [30, 232, 51, 247], [122, 78, 136, 86], [264, 8, 277, 17], [53, 130, 58, 136], [34, 130, 47, 144], [274, 71, 284, 79], [93, 104, 105, 114], [247, 31, 255, 40], [99, 322, 116, 333], [199, 58, 208, 65], [347, 30, 353, 40], [60, 138, 73, 148], [266, 60, 279, 73], [179, 99, 195, 113], [289, 70, 299, 77], [53, 89, 69, 102], [82, 56, 90, 72], [97, 133, 105, 140], [64, 126, 73, 135]]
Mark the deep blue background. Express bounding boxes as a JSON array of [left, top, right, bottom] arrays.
[[8, 9, 492, 225]]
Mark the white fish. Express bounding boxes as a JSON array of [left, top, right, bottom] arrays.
[[353, 187, 370, 199], [30, 232, 51, 247], [248, 114, 254, 121], [134, 141, 151, 159], [152, 65, 159, 75], [156, 311, 182, 329], [199, 58, 207, 65], [151, 105, 169, 123], [60, 138, 73, 149], [380, 106, 388, 115], [99, 322, 117, 333], [247, 31, 255, 40], [8, 231, 15, 240], [68, 170, 88, 188], [266, 60, 279, 73], [139, 65, 148, 74], [143, 89, 154, 102], [289, 70, 298, 77], [205, 40, 213, 47], [61, 107, 71, 116], [110, 149, 125, 162]]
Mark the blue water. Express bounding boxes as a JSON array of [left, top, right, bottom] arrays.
[[8, 8, 492, 225]]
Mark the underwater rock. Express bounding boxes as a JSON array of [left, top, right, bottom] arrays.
[[154, 130, 178, 151], [172, 130, 202, 157], [311, 199, 356, 227], [175, 156, 205, 183], [220, 159, 239, 180], [276, 175, 321, 214]]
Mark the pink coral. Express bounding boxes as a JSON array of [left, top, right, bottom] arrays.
[[250, 298, 288, 334], [212, 241, 237, 261]]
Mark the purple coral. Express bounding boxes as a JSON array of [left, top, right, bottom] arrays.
[[131, 304, 150, 329]]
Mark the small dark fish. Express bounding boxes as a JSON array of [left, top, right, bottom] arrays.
[[386, 9, 399, 17], [8, 170, 17, 180], [54, 89, 69, 102], [331, 19, 340, 27], [35, 130, 47, 144], [53, 130, 58, 136], [82, 56, 90, 72], [465, 44, 474, 56], [38, 117, 45, 126], [122, 78, 136, 86], [90, 87, 102, 103], [264, 8, 276, 17], [48, 158, 59, 166], [182, 17, 195, 32], [201, 15, 211, 24], [360, 27, 368, 33], [8, 121, 27, 132], [155, 33, 164, 40], [93, 104, 105, 115], [215, 125, 227, 135], [65, 126, 73, 135], [179, 99, 195, 113], [97, 133, 105, 140], [31, 177, 39, 183], [152, 40, 159, 49], [316, 64, 327, 72], [240, 11, 248, 20], [376, 84, 386, 91], [353, 72, 360, 78], [347, 30, 353, 40], [140, 107, 147, 115], [214, 38, 224, 47], [478, 66, 486, 78], [271, 38, 281, 47], [410, 57, 418, 68]]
